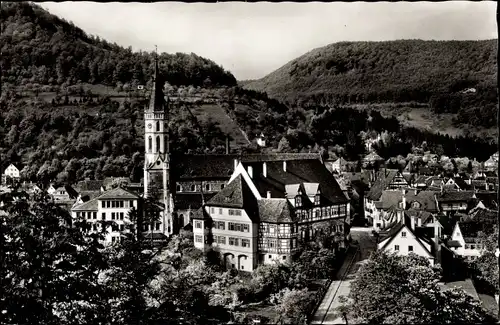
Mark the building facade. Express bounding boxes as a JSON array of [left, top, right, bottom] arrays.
[[193, 158, 350, 272]]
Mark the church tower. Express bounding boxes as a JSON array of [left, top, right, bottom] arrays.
[[144, 54, 174, 236]]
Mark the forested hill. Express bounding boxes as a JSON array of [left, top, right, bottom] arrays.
[[243, 40, 498, 128], [1, 2, 237, 89]]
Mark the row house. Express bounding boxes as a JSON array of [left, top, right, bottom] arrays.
[[193, 157, 350, 271], [71, 187, 140, 244]]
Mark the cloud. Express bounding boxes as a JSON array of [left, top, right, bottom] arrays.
[[40, 2, 497, 80]]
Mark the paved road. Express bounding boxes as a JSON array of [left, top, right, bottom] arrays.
[[311, 227, 377, 325]]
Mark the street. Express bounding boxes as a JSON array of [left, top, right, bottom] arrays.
[[311, 227, 377, 325]]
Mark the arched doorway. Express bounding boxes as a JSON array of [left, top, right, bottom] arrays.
[[238, 254, 248, 271], [223, 253, 235, 269]]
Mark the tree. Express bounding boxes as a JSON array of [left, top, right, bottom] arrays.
[[271, 288, 313, 325], [470, 226, 499, 295], [342, 251, 494, 324], [1, 195, 111, 324]]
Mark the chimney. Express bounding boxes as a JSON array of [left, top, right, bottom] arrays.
[[410, 215, 415, 230], [414, 188, 418, 196], [263, 162, 267, 178], [234, 159, 238, 171], [248, 166, 253, 178], [267, 191, 271, 198], [225, 136, 230, 155], [440, 185, 443, 193], [402, 194, 406, 210], [283, 161, 287, 172], [417, 216, 422, 227]]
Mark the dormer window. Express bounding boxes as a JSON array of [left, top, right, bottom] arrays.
[[295, 196, 302, 207], [314, 194, 320, 206]]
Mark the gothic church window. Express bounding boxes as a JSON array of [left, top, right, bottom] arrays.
[[148, 136, 152, 153], [156, 121, 160, 132], [156, 136, 160, 153]]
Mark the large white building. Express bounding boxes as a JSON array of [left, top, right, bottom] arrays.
[[71, 187, 140, 244], [193, 158, 350, 271], [2, 164, 20, 184]]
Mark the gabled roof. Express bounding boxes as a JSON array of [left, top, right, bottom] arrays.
[[97, 187, 139, 200], [192, 206, 211, 220], [53, 185, 79, 199], [453, 177, 469, 190], [172, 154, 238, 180], [404, 190, 438, 212], [258, 199, 296, 223], [207, 174, 259, 221], [379, 216, 434, 257], [72, 197, 99, 211], [366, 169, 400, 201], [458, 221, 483, 240], [241, 153, 320, 162], [242, 159, 347, 204], [436, 191, 476, 203], [475, 192, 498, 210]]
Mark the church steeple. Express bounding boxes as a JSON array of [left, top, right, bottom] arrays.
[[143, 46, 174, 236], [147, 52, 166, 113]]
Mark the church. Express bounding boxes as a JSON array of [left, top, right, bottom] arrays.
[[72, 56, 351, 256]]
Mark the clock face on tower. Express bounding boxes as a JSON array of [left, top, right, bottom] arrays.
[[147, 123, 152, 129]]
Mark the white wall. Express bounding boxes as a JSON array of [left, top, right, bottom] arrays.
[[378, 226, 434, 266]]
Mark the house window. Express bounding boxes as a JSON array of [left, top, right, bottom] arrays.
[[243, 224, 249, 232], [210, 207, 215, 214], [241, 265, 244, 270], [408, 246, 413, 252], [93, 212, 97, 219], [315, 194, 320, 205], [120, 212, 124, 220], [242, 239, 250, 247], [129, 200, 134, 208], [219, 208, 222, 214], [401, 231, 406, 238], [395, 245, 400, 251], [268, 255, 272, 259], [295, 196, 302, 207], [101, 201, 105, 208], [470, 244, 475, 249], [221, 184, 225, 190], [205, 184, 210, 192], [176, 184, 182, 192], [102, 213, 106, 220], [217, 236, 226, 245], [282, 256, 287, 260], [195, 235, 203, 243], [155, 223, 160, 231], [195, 221, 202, 229], [191, 185, 195, 192]]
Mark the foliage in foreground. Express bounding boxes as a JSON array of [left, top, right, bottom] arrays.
[[337, 251, 495, 324]]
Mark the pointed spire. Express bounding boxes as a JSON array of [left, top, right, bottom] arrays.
[[147, 46, 165, 112]]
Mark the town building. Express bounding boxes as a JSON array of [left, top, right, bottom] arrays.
[[71, 187, 140, 244], [484, 151, 498, 171], [192, 157, 350, 271], [2, 164, 20, 185]]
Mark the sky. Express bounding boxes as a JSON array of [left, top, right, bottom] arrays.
[[40, 1, 497, 80]]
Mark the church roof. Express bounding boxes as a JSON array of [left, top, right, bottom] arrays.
[[172, 154, 238, 180]]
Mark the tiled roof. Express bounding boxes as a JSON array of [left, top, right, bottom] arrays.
[[207, 174, 259, 221], [436, 191, 475, 203], [258, 199, 296, 223], [174, 192, 217, 210], [172, 154, 238, 179], [453, 177, 470, 190], [458, 221, 483, 239], [379, 190, 403, 210], [243, 160, 348, 204], [404, 190, 438, 212], [192, 206, 211, 220], [241, 153, 320, 162], [79, 190, 102, 201], [405, 209, 434, 225], [97, 187, 139, 200], [72, 197, 98, 211], [366, 169, 399, 201]]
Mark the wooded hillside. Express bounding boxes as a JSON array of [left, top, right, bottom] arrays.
[[1, 2, 237, 90], [243, 40, 497, 128]]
